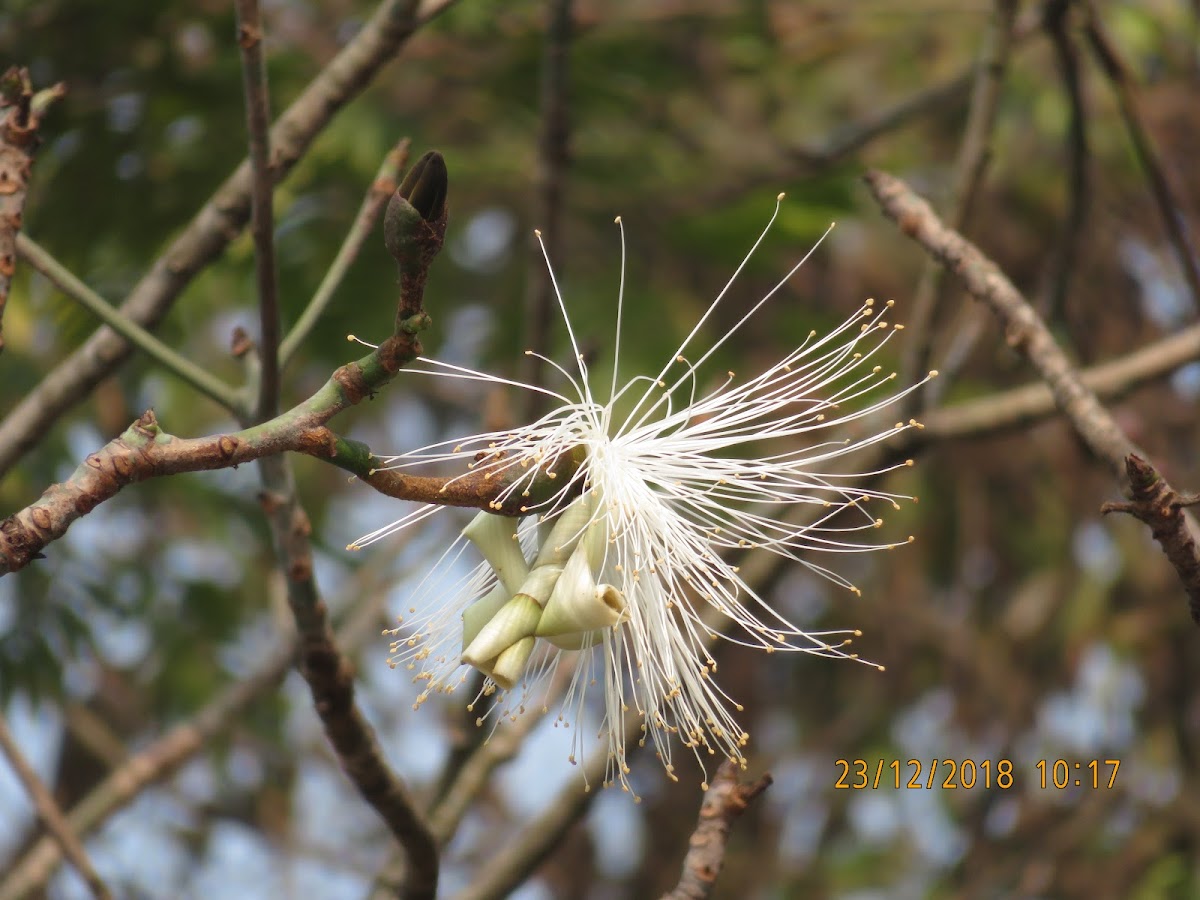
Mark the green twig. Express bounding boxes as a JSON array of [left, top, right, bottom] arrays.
[[15, 233, 242, 411], [281, 138, 411, 368]]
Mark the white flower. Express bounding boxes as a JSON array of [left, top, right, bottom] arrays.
[[352, 195, 934, 793]]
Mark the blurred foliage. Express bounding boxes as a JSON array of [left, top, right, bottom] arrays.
[[2, 0, 1200, 897]]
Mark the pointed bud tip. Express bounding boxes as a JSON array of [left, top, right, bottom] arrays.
[[397, 150, 448, 222]]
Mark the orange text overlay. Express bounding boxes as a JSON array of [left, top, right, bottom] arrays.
[[833, 759, 1121, 790]]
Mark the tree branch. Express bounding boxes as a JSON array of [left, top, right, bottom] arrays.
[[1103, 456, 1200, 623], [0, 67, 64, 354], [1037, 0, 1091, 319], [0, 547, 398, 900], [0, 0, 456, 477], [280, 138, 411, 368], [901, 0, 1019, 400], [235, 0, 282, 420], [0, 714, 111, 900], [257, 448, 440, 899], [518, 0, 574, 421], [662, 761, 772, 900], [865, 167, 1200, 621], [0, 332, 577, 576], [866, 168, 1141, 476], [1082, 0, 1200, 308], [15, 234, 242, 411], [914, 320, 1200, 445]]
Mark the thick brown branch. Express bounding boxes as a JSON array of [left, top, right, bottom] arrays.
[[1103, 455, 1200, 623], [0, 68, 64, 354], [663, 762, 773, 900], [257, 452, 439, 899]]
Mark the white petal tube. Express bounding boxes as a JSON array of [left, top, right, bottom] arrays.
[[543, 629, 605, 651], [460, 583, 509, 652], [487, 636, 536, 690], [462, 512, 529, 595], [460, 593, 543, 668], [536, 543, 627, 637], [533, 492, 597, 568]]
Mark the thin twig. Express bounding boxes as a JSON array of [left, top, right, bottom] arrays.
[[1081, 0, 1200, 307], [452, 713, 632, 900], [15, 234, 242, 411], [914, 320, 1200, 445], [0, 0, 457, 478], [901, 0, 1018, 404], [1037, 0, 1090, 319], [0, 68, 64, 354], [661, 761, 772, 900], [704, 69, 976, 210], [0, 549, 398, 900], [867, 169, 1140, 475], [280, 138, 411, 368], [704, 13, 1041, 210], [865, 168, 1200, 620], [519, 0, 574, 422], [1102, 455, 1200, 623], [235, 0, 282, 420], [0, 715, 112, 900]]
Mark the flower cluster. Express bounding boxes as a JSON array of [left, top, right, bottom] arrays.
[[351, 196, 934, 792]]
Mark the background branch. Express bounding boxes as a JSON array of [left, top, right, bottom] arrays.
[[0, 0, 453, 477], [518, 0, 574, 422], [280, 138, 411, 368], [0, 715, 111, 900], [256, 452, 439, 898], [0, 551, 397, 900], [1082, 0, 1200, 307], [15, 234, 242, 411], [662, 761, 772, 900], [0, 68, 63, 353], [866, 167, 1200, 619], [234, 0, 282, 420], [914, 320, 1200, 444], [1037, 0, 1091, 319], [901, 0, 1018, 403]]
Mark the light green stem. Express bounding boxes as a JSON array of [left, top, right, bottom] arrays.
[[280, 143, 407, 367], [16, 234, 242, 412]]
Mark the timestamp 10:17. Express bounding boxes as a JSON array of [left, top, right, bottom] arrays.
[[1036, 759, 1120, 789]]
